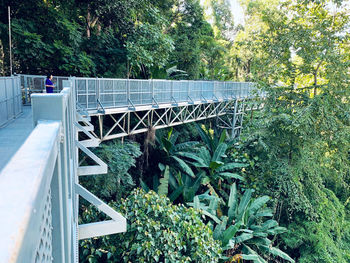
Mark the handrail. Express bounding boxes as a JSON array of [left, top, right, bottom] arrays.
[[0, 83, 79, 263], [0, 120, 61, 263]]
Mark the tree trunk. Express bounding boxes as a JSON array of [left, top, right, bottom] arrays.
[[86, 6, 91, 38], [0, 40, 4, 76], [313, 71, 317, 97], [313, 61, 322, 97]]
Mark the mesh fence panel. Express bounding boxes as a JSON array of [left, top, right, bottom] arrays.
[[154, 80, 171, 103], [34, 189, 53, 263], [19, 75, 256, 110], [0, 77, 22, 126]]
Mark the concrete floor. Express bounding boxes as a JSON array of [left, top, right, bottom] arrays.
[[0, 106, 33, 172]]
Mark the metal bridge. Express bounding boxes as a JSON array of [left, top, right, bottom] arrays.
[[0, 75, 263, 263]]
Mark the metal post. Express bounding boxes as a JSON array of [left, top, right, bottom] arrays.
[[171, 80, 173, 102], [4, 77, 9, 121], [24, 76, 28, 105], [201, 81, 203, 101], [98, 115, 103, 140], [85, 79, 88, 108], [232, 99, 238, 138], [12, 77, 15, 117], [112, 80, 115, 106], [97, 78, 100, 108], [127, 79, 130, 107], [8, 6, 12, 76], [151, 79, 154, 105]]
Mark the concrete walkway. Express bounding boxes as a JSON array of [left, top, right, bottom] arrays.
[[0, 106, 33, 172]]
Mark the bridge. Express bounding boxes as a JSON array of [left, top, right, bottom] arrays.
[[0, 75, 263, 263]]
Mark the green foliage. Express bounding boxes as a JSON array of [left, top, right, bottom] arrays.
[[80, 141, 142, 201], [79, 188, 222, 262], [147, 125, 247, 204], [0, 0, 233, 79], [157, 165, 170, 196], [191, 183, 294, 263]]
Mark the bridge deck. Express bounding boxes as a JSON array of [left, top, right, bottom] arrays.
[[0, 106, 33, 172]]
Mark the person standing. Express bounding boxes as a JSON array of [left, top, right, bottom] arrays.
[[45, 74, 55, 93]]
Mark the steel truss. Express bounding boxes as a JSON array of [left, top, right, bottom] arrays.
[[90, 98, 263, 142]]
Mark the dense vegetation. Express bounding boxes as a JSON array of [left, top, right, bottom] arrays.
[[0, 0, 235, 79], [2, 0, 349, 262]]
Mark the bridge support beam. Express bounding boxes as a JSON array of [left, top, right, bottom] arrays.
[[92, 98, 263, 141]]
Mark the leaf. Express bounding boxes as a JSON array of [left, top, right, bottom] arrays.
[[158, 163, 165, 171], [168, 171, 179, 189], [172, 156, 195, 178], [260, 245, 295, 262], [228, 183, 238, 221], [186, 172, 204, 201], [169, 130, 179, 144], [193, 195, 200, 209], [255, 208, 274, 218], [167, 127, 173, 140], [152, 175, 159, 192], [242, 244, 267, 263], [174, 141, 199, 151], [140, 179, 150, 192], [222, 222, 242, 246], [249, 196, 270, 215], [198, 147, 211, 166], [161, 137, 173, 154], [157, 165, 169, 196], [169, 185, 184, 202], [213, 216, 228, 240], [261, 219, 278, 230], [250, 237, 271, 246], [219, 129, 227, 144], [176, 152, 207, 167], [241, 254, 260, 261], [201, 209, 221, 224], [209, 161, 224, 171], [195, 123, 212, 150], [237, 189, 253, 221], [216, 162, 248, 172], [219, 172, 245, 181], [212, 143, 228, 162], [235, 233, 253, 243], [267, 226, 287, 235]]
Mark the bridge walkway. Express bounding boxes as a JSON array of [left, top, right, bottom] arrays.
[[0, 106, 33, 172]]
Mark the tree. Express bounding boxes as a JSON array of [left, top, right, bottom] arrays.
[[235, 1, 350, 261]]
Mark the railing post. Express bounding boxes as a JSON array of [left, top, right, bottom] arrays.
[[201, 81, 203, 101], [171, 80, 173, 102], [127, 78, 130, 107], [12, 77, 15, 117], [97, 78, 100, 108], [151, 79, 154, 105]]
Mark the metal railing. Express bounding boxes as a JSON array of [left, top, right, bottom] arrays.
[[0, 76, 22, 127], [0, 82, 78, 263], [75, 78, 260, 110], [19, 75, 263, 110], [19, 74, 69, 105]]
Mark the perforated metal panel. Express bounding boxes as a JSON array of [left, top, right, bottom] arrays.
[[34, 189, 53, 263], [0, 77, 22, 127]]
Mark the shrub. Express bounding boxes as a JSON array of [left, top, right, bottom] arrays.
[[80, 141, 142, 202], [80, 188, 222, 262]]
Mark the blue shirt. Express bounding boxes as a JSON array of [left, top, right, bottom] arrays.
[[45, 79, 54, 93]]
